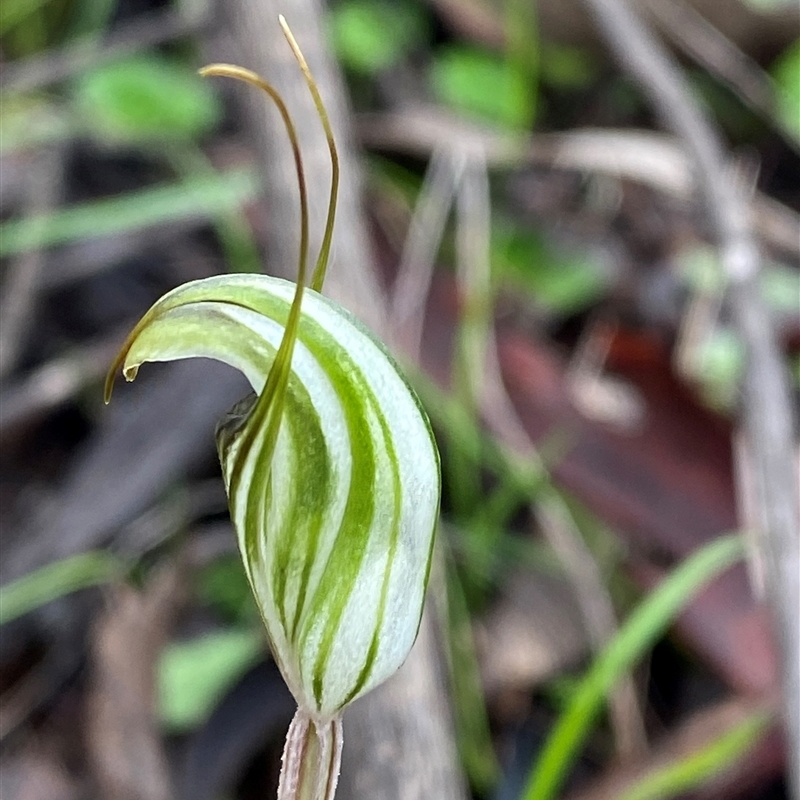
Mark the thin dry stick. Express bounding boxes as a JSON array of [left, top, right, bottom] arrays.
[[452, 149, 648, 761], [454, 149, 492, 408], [580, 0, 800, 794], [643, 0, 778, 123], [0, 332, 122, 436], [0, 147, 63, 379], [390, 146, 465, 361]]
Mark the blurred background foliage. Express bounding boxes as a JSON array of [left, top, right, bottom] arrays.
[[0, 0, 798, 798]]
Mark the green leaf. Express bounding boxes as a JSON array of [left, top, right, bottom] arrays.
[[430, 46, 533, 130], [158, 629, 264, 730], [74, 55, 222, 143], [493, 226, 609, 315], [523, 534, 746, 800], [618, 709, 769, 800], [107, 274, 441, 718], [0, 551, 122, 625], [329, 0, 426, 76], [0, 168, 259, 257]]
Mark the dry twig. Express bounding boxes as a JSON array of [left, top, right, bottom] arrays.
[[0, 148, 63, 379], [0, 332, 123, 437], [390, 147, 465, 361], [579, 0, 800, 793], [643, 0, 778, 124]]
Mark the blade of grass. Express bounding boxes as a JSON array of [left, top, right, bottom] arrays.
[[0, 168, 259, 258], [523, 533, 746, 800], [442, 554, 501, 792], [0, 550, 123, 625], [618, 708, 770, 800]]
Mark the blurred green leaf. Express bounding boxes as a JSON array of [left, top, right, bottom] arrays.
[[504, 0, 539, 126], [329, 0, 426, 76], [541, 44, 598, 90], [196, 556, 258, 624], [430, 46, 533, 130], [164, 147, 262, 274], [0, 551, 123, 625], [688, 70, 760, 141], [523, 534, 746, 800], [494, 225, 609, 315], [761, 262, 800, 313], [158, 629, 264, 731], [0, 0, 54, 37], [74, 55, 221, 143], [0, 168, 259, 257], [772, 38, 800, 139], [618, 709, 770, 800], [680, 245, 722, 292], [695, 328, 744, 410]]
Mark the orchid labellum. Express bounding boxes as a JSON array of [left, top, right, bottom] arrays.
[[105, 17, 440, 800]]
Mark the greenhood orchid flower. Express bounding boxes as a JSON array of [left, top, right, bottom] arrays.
[[105, 17, 440, 800]]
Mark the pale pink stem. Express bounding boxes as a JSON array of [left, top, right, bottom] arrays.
[[277, 708, 343, 800]]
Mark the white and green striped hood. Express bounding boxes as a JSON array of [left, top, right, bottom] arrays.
[[107, 274, 440, 717]]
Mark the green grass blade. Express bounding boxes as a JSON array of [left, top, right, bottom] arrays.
[[0, 550, 123, 625], [444, 559, 501, 791], [523, 533, 746, 800], [0, 168, 259, 258], [618, 709, 770, 800]]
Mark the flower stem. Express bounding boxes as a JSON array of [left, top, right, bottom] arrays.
[[278, 709, 343, 800]]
